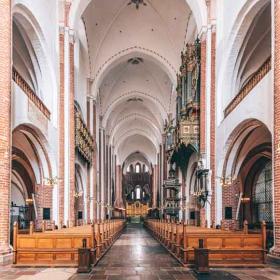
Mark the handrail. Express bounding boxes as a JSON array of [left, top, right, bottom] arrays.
[[224, 57, 271, 118], [12, 67, 51, 120]]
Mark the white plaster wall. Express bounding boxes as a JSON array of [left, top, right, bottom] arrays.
[[215, 0, 271, 124], [12, 0, 59, 126], [215, 72, 272, 223]]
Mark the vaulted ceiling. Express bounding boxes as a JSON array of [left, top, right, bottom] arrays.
[[81, 0, 198, 165]]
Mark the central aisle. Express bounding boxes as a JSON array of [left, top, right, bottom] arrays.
[[68, 223, 280, 280], [90, 223, 188, 279], [93, 224, 183, 280]]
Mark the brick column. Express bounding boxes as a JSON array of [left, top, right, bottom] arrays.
[[199, 33, 207, 228], [270, 0, 280, 258], [69, 42, 75, 226], [0, 0, 12, 265], [92, 101, 97, 221], [210, 31, 216, 225], [152, 164, 158, 208], [200, 36, 207, 154], [58, 32, 65, 227]]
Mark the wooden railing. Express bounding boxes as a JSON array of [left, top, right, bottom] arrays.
[[224, 57, 271, 118], [12, 67, 51, 120], [75, 109, 95, 164], [145, 219, 266, 267], [13, 219, 126, 266]]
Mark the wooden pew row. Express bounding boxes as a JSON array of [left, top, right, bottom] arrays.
[[144, 219, 266, 267], [13, 219, 126, 267]]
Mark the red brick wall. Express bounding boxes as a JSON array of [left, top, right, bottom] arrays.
[[272, 0, 280, 256], [36, 185, 53, 229], [199, 36, 207, 227], [92, 102, 97, 221], [200, 37, 207, 154], [69, 42, 75, 226], [58, 34, 65, 226], [210, 31, 216, 224], [222, 181, 240, 230], [0, 0, 11, 255]]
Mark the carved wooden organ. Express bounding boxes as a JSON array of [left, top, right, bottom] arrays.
[[74, 108, 95, 164]]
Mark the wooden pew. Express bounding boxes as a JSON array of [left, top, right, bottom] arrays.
[[144, 219, 266, 267], [13, 219, 126, 267]]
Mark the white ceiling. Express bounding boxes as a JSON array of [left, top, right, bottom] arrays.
[[82, 0, 198, 165]]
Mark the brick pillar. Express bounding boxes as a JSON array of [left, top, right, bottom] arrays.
[[210, 31, 216, 224], [69, 41, 75, 226], [36, 184, 53, 229], [271, 0, 280, 258], [0, 0, 12, 265], [200, 37, 207, 154], [199, 35, 207, 228], [58, 33, 65, 227], [92, 101, 97, 221]]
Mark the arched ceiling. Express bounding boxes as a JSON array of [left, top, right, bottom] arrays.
[[79, 0, 199, 165], [123, 152, 151, 174]]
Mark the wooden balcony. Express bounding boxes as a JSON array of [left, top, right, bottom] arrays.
[[224, 57, 271, 118], [75, 109, 95, 164], [12, 67, 51, 120]]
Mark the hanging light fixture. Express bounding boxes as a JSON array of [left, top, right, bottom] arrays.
[[127, 0, 147, 9]]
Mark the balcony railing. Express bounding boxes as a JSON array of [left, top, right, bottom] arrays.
[[75, 109, 95, 164], [224, 57, 271, 118], [12, 67, 51, 119]]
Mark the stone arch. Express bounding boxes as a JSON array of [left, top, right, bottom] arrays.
[[12, 3, 57, 119], [221, 118, 272, 230], [218, 0, 271, 112]]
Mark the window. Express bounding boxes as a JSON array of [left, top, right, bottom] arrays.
[[253, 162, 272, 224], [43, 208, 51, 220], [78, 211, 83, 220], [136, 187, 141, 199], [144, 165, 149, 172], [135, 164, 140, 173], [126, 166, 130, 173], [225, 207, 233, 220]]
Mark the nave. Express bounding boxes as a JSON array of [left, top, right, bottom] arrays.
[[69, 224, 280, 280], [1, 223, 280, 279]]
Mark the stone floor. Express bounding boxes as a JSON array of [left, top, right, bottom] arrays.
[[68, 223, 280, 280], [1, 224, 280, 280]]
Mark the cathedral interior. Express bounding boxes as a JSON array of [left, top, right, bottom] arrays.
[[0, 0, 280, 279]]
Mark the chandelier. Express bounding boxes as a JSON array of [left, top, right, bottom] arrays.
[[127, 0, 147, 9]]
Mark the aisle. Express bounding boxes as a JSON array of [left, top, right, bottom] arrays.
[[68, 224, 280, 280]]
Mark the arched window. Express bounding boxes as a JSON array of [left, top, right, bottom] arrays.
[[253, 162, 272, 224], [144, 165, 149, 173], [135, 163, 141, 173], [126, 165, 130, 173], [136, 187, 141, 199]]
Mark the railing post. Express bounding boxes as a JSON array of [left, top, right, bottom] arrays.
[[42, 220, 46, 232], [91, 223, 96, 264], [29, 221, 34, 234], [261, 221, 267, 251], [176, 222, 180, 256], [96, 223, 101, 258], [183, 223, 188, 264], [221, 220, 225, 231], [243, 220, 248, 234], [13, 222, 18, 264]]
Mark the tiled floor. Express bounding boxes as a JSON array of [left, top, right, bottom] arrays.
[[0, 267, 76, 280], [1, 224, 280, 280], [69, 223, 280, 280]]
